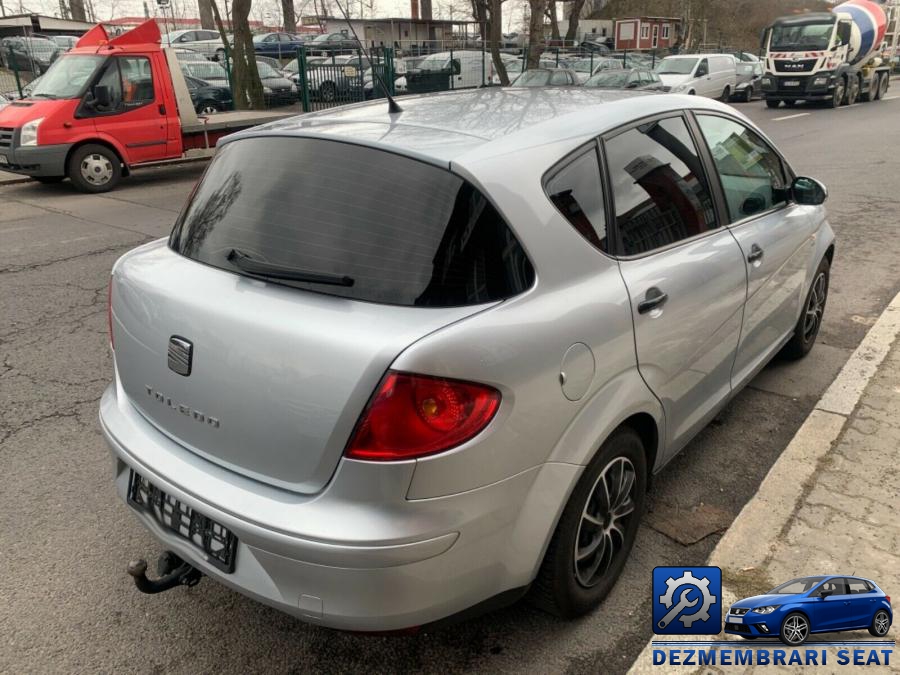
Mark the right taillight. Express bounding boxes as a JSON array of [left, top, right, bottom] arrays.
[[107, 276, 114, 350], [345, 371, 501, 461]]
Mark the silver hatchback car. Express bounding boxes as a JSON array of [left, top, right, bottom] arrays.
[[101, 88, 834, 631]]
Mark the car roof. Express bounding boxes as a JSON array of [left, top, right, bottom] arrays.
[[227, 88, 741, 167]]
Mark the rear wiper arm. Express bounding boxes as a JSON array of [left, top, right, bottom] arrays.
[[227, 249, 354, 287]]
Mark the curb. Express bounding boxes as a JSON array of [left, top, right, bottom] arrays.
[[628, 289, 900, 674], [0, 153, 213, 187]]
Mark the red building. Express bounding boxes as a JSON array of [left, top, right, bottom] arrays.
[[614, 17, 681, 51]]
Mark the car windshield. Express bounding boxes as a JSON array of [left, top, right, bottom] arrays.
[[29, 54, 105, 99], [511, 70, 558, 86], [22, 37, 57, 55], [657, 58, 697, 74], [256, 61, 280, 78], [184, 61, 228, 80], [771, 22, 834, 51], [419, 54, 451, 72], [311, 34, 335, 43], [584, 71, 629, 88], [768, 577, 827, 594], [572, 59, 599, 73]]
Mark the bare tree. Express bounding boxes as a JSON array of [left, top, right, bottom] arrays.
[[199, 0, 216, 29], [564, 0, 586, 43], [281, 0, 296, 31], [525, 0, 546, 67], [547, 0, 559, 41], [70, 0, 86, 22], [231, 0, 266, 109]]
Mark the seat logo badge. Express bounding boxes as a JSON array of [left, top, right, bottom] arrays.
[[167, 336, 193, 376]]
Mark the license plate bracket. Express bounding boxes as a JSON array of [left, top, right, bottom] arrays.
[[128, 470, 238, 573], [784, 80, 801, 86]]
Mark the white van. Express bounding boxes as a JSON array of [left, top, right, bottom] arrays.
[[413, 50, 498, 89], [656, 53, 737, 99]]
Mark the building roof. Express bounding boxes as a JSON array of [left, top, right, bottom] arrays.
[[227, 87, 731, 167], [615, 16, 682, 22], [320, 17, 476, 25], [0, 13, 94, 31]]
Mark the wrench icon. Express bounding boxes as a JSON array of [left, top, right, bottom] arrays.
[[658, 588, 698, 629]]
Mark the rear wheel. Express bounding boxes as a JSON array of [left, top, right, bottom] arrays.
[[781, 256, 829, 360], [869, 609, 891, 637], [215, 48, 226, 62], [742, 86, 753, 103], [876, 73, 889, 100], [320, 81, 336, 102], [782, 99, 795, 107], [67, 144, 122, 194], [529, 427, 647, 618], [196, 100, 221, 115], [845, 76, 859, 105], [766, 98, 780, 108]]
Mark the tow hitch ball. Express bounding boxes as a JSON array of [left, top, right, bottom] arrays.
[[127, 551, 203, 594]]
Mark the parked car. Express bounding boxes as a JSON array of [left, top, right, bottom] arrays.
[[0, 36, 60, 74], [499, 57, 567, 83], [584, 68, 665, 91], [173, 48, 210, 63], [580, 36, 612, 54], [252, 32, 306, 59], [409, 50, 499, 90], [732, 61, 764, 102], [162, 29, 229, 61], [570, 56, 623, 84], [726, 576, 892, 645], [179, 60, 229, 86], [104, 88, 833, 632], [0, 92, 8, 110], [656, 53, 736, 99], [184, 75, 233, 114], [509, 68, 578, 87], [306, 32, 359, 55], [255, 59, 297, 105], [49, 35, 80, 51]]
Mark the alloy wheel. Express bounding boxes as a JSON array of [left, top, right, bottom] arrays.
[[874, 610, 890, 636], [573, 456, 637, 588], [783, 614, 809, 644], [200, 104, 219, 114], [803, 271, 827, 342], [80, 153, 113, 186]]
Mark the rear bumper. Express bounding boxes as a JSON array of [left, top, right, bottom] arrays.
[[0, 142, 70, 177], [99, 381, 578, 630]]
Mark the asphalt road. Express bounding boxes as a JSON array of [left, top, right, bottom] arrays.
[[2, 92, 900, 674]]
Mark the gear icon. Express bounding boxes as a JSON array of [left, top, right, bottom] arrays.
[[658, 570, 717, 627]]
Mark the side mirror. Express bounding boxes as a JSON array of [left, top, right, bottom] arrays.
[[93, 84, 111, 108], [792, 176, 827, 205], [819, 589, 834, 598]]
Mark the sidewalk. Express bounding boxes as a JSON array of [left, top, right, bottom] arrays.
[[630, 292, 900, 673]]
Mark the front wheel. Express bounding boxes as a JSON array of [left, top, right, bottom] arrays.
[[528, 427, 647, 618], [781, 256, 829, 360], [780, 612, 810, 646], [720, 86, 731, 102], [869, 609, 891, 637], [196, 100, 221, 115], [742, 86, 753, 103], [67, 144, 122, 194], [766, 98, 780, 108]]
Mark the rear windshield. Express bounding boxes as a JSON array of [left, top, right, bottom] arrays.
[[169, 137, 534, 307]]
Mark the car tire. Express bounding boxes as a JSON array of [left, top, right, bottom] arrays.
[[766, 98, 780, 108], [34, 176, 64, 184], [687, 89, 695, 95], [869, 609, 891, 637], [742, 86, 753, 103], [215, 48, 226, 62], [846, 76, 859, 105], [196, 100, 221, 115], [782, 99, 795, 107], [826, 78, 845, 108], [780, 612, 810, 646], [876, 73, 889, 100], [720, 86, 731, 102], [781, 256, 830, 360], [67, 143, 122, 194], [528, 427, 647, 618], [320, 81, 337, 102]]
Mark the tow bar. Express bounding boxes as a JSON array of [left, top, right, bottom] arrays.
[[127, 551, 203, 594]]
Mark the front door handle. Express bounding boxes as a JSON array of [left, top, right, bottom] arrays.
[[638, 287, 668, 314], [158, 104, 166, 115], [747, 244, 764, 264]]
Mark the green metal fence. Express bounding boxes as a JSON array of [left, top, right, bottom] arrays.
[[296, 46, 395, 113]]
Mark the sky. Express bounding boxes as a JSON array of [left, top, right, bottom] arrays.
[[4, 0, 532, 32]]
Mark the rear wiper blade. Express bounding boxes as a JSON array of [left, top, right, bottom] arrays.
[[227, 249, 354, 287]]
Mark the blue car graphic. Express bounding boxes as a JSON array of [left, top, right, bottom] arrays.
[[725, 575, 892, 645]]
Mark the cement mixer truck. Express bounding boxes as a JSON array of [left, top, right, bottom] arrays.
[[760, 0, 891, 108]]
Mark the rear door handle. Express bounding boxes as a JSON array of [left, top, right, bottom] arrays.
[[747, 244, 764, 264], [638, 287, 668, 314]]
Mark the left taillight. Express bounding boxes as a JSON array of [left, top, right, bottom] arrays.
[[107, 277, 114, 350], [345, 371, 501, 461]]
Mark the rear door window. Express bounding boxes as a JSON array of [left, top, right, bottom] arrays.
[[545, 147, 608, 252], [170, 137, 534, 307], [605, 115, 718, 256]]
